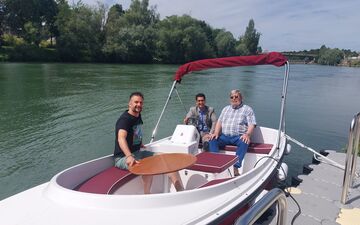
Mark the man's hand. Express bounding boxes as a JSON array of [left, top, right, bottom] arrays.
[[183, 117, 189, 124], [209, 133, 218, 140], [126, 155, 139, 167], [240, 133, 251, 144]]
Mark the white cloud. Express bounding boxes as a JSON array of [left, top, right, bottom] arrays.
[[79, 0, 360, 51]]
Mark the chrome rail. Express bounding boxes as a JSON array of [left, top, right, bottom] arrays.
[[341, 112, 360, 204], [235, 188, 287, 225], [275, 61, 290, 154]]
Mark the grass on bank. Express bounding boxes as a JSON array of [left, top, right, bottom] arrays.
[[0, 45, 59, 62]]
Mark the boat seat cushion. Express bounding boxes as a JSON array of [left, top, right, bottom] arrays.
[[223, 143, 273, 154], [76, 167, 136, 194], [198, 178, 233, 188], [188, 152, 238, 173]]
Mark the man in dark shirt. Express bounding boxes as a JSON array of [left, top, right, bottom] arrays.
[[114, 92, 183, 194]]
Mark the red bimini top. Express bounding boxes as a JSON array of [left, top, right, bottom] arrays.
[[174, 52, 288, 81]]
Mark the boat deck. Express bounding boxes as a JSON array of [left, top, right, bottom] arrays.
[[256, 150, 360, 225]]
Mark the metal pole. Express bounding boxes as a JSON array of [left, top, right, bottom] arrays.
[[150, 80, 177, 143], [276, 62, 290, 152], [349, 112, 360, 187], [235, 188, 287, 225], [341, 114, 357, 204]]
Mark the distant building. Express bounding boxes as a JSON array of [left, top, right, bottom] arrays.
[[349, 56, 360, 60]]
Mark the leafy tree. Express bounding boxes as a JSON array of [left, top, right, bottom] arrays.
[[236, 42, 249, 56], [195, 20, 217, 54], [24, 22, 38, 44], [342, 49, 358, 58], [155, 15, 214, 63], [1, 0, 266, 62], [318, 45, 327, 59], [214, 29, 236, 57], [1, 33, 25, 46], [318, 47, 344, 65], [106, 4, 124, 25], [236, 19, 261, 55], [182, 26, 214, 62], [103, 4, 125, 62], [123, 0, 159, 26], [3, 0, 57, 45], [103, 0, 159, 63], [0, 1, 6, 39], [55, 1, 105, 62], [41, 0, 58, 46]]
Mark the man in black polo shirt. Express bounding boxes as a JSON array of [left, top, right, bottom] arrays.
[[114, 92, 183, 194]]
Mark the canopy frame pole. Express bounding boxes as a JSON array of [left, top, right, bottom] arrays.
[[150, 80, 177, 143], [275, 62, 290, 154]]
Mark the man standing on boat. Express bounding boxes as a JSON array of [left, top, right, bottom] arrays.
[[114, 92, 184, 194], [209, 90, 256, 176], [183, 93, 217, 150]]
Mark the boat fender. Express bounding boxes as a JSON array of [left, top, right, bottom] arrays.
[[277, 162, 288, 181], [285, 143, 291, 155]]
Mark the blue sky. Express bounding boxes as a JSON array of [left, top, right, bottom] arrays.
[[81, 0, 360, 52]]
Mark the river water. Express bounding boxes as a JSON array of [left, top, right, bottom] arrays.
[[0, 63, 359, 200]]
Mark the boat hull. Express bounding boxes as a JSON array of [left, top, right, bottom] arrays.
[[0, 126, 286, 225]]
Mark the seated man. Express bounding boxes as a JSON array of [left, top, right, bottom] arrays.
[[183, 93, 217, 150], [114, 92, 184, 194], [209, 90, 256, 176]]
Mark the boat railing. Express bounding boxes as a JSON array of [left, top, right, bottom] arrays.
[[234, 188, 287, 225], [341, 112, 360, 204]]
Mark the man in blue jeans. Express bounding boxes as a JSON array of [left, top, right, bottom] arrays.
[[209, 90, 256, 176]]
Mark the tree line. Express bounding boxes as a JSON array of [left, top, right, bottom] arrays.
[[0, 0, 261, 63], [284, 45, 359, 66]]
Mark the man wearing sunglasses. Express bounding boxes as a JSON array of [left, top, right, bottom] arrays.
[[208, 89, 256, 176], [184, 93, 217, 150]]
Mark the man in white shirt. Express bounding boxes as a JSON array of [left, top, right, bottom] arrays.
[[209, 90, 256, 176]]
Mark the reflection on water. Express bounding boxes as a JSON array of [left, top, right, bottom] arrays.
[[0, 63, 360, 200]]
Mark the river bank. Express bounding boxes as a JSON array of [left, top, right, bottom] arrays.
[[1, 46, 359, 67]]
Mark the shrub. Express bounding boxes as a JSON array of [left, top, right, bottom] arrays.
[[39, 39, 55, 48], [7, 45, 59, 62], [350, 60, 360, 67], [1, 34, 26, 46]]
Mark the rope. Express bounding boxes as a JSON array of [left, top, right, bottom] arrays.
[[174, 87, 188, 113], [285, 134, 345, 170]]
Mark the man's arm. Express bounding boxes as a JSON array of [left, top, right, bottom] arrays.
[[118, 129, 138, 167], [210, 121, 222, 140], [246, 124, 256, 136], [240, 124, 256, 144], [183, 107, 195, 124], [209, 109, 217, 134], [183, 117, 189, 124]]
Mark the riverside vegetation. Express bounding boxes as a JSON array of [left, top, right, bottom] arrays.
[[0, 0, 359, 66]]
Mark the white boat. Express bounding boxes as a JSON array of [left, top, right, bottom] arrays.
[[0, 52, 291, 225]]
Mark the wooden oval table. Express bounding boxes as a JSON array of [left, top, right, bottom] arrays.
[[128, 153, 197, 175]]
